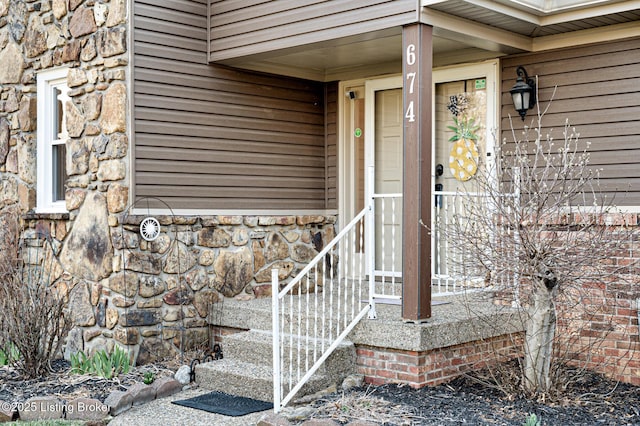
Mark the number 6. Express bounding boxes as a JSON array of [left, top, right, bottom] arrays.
[[406, 44, 416, 66]]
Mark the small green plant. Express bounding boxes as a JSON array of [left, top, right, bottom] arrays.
[[0, 342, 20, 366], [143, 371, 155, 385], [70, 346, 131, 379], [524, 413, 541, 426], [70, 350, 91, 374]]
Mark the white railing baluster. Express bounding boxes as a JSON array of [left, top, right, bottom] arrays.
[[272, 269, 281, 410], [381, 197, 386, 295], [313, 264, 318, 361], [297, 275, 302, 382], [305, 273, 309, 374], [391, 197, 396, 294]]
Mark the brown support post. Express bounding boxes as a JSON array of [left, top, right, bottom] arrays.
[[401, 23, 432, 322]]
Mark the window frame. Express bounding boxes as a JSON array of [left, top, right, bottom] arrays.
[[36, 67, 70, 214]]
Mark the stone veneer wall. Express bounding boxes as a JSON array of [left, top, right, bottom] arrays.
[[23, 212, 335, 364], [0, 1, 337, 364]]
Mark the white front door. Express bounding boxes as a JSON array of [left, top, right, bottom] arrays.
[[365, 77, 404, 283]]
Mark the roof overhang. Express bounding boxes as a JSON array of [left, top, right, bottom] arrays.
[[422, 0, 640, 52]]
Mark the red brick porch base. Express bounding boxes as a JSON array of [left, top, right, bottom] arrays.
[[356, 332, 524, 388]]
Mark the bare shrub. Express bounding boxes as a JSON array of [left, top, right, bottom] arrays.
[[0, 209, 72, 379], [432, 100, 638, 398]]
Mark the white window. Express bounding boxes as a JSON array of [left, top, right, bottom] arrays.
[[36, 68, 70, 213]]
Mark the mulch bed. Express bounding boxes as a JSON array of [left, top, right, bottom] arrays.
[[1, 358, 638, 425], [309, 371, 640, 425], [0, 359, 176, 407]]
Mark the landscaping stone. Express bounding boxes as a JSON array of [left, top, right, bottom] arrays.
[[104, 390, 133, 416], [127, 383, 156, 406], [65, 397, 109, 421], [0, 401, 15, 422], [281, 406, 317, 422], [174, 365, 191, 385], [257, 413, 293, 426], [301, 420, 340, 426], [18, 397, 64, 421], [152, 377, 183, 399]]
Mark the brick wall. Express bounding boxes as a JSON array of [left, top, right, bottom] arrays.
[[356, 333, 524, 388]]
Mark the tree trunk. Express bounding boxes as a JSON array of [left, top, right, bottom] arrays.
[[523, 281, 557, 394]]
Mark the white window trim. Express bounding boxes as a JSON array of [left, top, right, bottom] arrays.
[[36, 67, 70, 214]]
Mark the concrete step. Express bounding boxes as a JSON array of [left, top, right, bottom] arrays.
[[195, 329, 357, 403], [221, 330, 355, 380], [194, 358, 332, 403]]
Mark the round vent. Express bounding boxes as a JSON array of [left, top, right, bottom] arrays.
[[140, 217, 161, 242]]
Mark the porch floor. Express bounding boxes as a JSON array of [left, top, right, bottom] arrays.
[[209, 290, 524, 354]]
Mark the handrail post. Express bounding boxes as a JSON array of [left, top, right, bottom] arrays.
[[367, 165, 377, 319], [271, 268, 281, 412]]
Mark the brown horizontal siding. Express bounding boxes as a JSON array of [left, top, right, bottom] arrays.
[[134, 0, 330, 210], [501, 38, 640, 206], [208, 0, 415, 61]]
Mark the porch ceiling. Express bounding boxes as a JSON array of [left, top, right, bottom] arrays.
[[226, 31, 495, 82], [218, 1, 640, 82]]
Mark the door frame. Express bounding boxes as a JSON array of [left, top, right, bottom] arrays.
[[337, 60, 499, 274]]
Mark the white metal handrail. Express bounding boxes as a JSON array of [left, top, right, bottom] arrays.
[[272, 204, 372, 412]]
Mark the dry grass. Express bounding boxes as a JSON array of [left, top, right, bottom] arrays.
[[308, 385, 425, 425]]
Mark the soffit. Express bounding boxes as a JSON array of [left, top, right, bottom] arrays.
[[425, 0, 640, 37]]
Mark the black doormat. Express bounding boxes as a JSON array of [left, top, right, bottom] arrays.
[[171, 391, 272, 417]]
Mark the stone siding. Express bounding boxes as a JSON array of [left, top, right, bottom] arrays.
[[0, 0, 336, 364], [22, 212, 335, 363]]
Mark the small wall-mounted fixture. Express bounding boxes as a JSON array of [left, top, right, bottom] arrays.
[[346, 90, 357, 100], [510, 66, 536, 121]]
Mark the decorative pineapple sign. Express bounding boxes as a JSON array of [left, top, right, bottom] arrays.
[[447, 94, 481, 182]]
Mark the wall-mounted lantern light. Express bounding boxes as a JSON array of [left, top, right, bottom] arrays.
[[510, 66, 536, 121]]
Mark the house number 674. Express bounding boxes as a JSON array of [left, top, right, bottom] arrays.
[[405, 44, 417, 122]]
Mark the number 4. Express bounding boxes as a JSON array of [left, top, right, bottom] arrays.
[[405, 101, 415, 122]]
